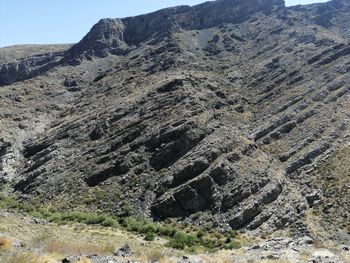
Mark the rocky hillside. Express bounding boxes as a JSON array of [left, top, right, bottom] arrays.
[[1, 0, 349, 247]]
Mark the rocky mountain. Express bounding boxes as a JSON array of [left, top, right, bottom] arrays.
[[1, 0, 349, 247]]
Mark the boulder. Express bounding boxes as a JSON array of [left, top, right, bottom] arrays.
[[113, 244, 133, 257]]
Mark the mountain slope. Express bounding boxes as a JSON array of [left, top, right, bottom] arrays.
[[0, 0, 349, 244]]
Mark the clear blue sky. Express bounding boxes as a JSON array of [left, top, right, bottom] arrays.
[[0, 0, 329, 47]]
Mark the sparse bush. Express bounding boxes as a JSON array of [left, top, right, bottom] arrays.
[[37, 208, 52, 218], [0, 194, 242, 251], [167, 231, 199, 249], [158, 225, 177, 237], [227, 229, 238, 238], [223, 241, 241, 250], [0, 193, 6, 201], [124, 217, 143, 232], [120, 202, 133, 216], [144, 232, 156, 241], [84, 214, 106, 225], [101, 217, 116, 227], [141, 223, 158, 234], [47, 212, 63, 223], [196, 230, 204, 239], [201, 238, 222, 250], [29, 211, 43, 218]]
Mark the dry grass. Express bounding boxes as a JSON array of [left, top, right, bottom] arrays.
[[145, 248, 164, 262], [76, 257, 93, 263], [342, 253, 350, 263], [43, 239, 115, 256], [0, 236, 13, 251], [1, 211, 348, 263], [299, 250, 312, 261], [132, 247, 175, 263], [5, 252, 57, 263], [235, 259, 292, 263]]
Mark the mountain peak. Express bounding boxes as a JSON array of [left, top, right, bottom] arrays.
[[67, 18, 128, 58], [67, 0, 286, 58]]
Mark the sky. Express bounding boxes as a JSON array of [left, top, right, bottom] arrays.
[[0, 0, 329, 48]]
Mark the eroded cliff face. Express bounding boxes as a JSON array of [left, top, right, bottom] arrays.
[[0, 0, 285, 85], [0, 0, 349, 240]]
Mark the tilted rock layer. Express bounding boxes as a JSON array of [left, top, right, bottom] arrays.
[[0, 0, 349, 241]]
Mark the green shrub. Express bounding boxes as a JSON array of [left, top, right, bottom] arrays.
[[144, 232, 156, 241], [201, 238, 221, 249], [69, 211, 90, 222], [125, 217, 143, 232], [185, 246, 198, 253], [117, 217, 126, 226], [226, 229, 237, 238], [0, 194, 6, 201], [84, 214, 104, 225], [158, 226, 177, 237], [196, 230, 204, 239], [47, 212, 63, 223], [0, 194, 242, 251], [101, 217, 116, 227], [29, 211, 43, 218], [140, 223, 158, 234], [120, 202, 133, 216], [8, 202, 33, 213], [167, 232, 199, 249], [223, 241, 241, 250], [37, 208, 53, 218]]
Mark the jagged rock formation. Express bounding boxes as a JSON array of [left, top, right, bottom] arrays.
[[0, 0, 349, 241]]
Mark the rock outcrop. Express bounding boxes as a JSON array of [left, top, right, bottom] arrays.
[[0, 0, 349, 242]]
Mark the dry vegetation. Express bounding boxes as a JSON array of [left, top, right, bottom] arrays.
[[0, 210, 255, 263], [0, 210, 198, 262], [0, 193, 244, 253], [0, 236, 13, 251], [0, 210, 349, 262]]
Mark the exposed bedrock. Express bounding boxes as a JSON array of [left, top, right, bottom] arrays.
[[2, 0, 350, 237]]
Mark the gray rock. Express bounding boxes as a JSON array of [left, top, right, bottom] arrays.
[[113, 244, 133, 257], [63, 77, 78, 87], [306, 191, 322, 206], [298, 236, 314, 245], [1, 0, 350, 242]]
